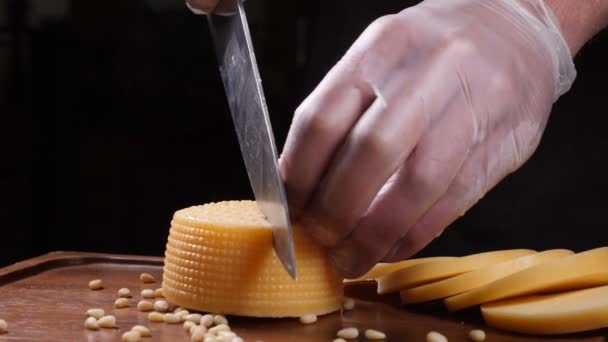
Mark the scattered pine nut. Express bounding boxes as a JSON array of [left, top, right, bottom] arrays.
[[427, 331, 448, 342], [213, 315, 228, 325], [148, 312, 164, 322], [154, 288, 164, 297], [154, 300, 170, 312], [364, 329, 386, 340], [141, 289, 155, 299], [173, 307, 183, 313], [208, 323, 230, 335], [86, 308, 105, 319], [122, 330, 141, 342], [176, 309, 190, 318], [131, 325, 151, 337], [186, 314, 203, 323], [233, 338, 244, 342], [204, 336, 217, 342], [343, 298, 355, 311], [337, 327, 359, 339], [98, 315, 116, 328], [115, 297, 130, 308], [84, 317, 99, 330], [190, 325, 207, 342], [200, 314, 214, 328], [218, 331, 237, 338], [140, 273, 156, 283], [0, 319, 7, 334], [299, 314, 318, 324], [164, 313, 183, 324], [333, 339, 347, 342], [88, 279, 103, 290], [183, 320, 196, 333], [118, 288, 132, 298], [468, 329, 486, 342], [137, 300, 154, 312]]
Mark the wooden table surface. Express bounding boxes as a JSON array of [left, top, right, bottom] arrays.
[[0, 252, 605, 342]]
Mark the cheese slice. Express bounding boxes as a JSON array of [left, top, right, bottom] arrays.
[[377, 249, 535, 294], [400, 249, 573, 304], [481, 285, 608, 334], [445, 247, 608, 311], [162, 201, 343, 317], [345, 257, 456, 282]]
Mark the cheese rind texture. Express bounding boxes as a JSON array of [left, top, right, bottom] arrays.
[[445, 247, 608, 311], [377, 249, 536, 294], [400, 249, 573, 304], [481, 285, 608, 334], [162, 201, 343, 317]]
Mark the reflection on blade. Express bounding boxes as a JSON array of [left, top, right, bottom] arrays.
[[207, 0, 297, 279]]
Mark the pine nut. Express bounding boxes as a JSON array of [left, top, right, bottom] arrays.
[[209, 323, 230, 335], [98, 315, 116, 328], [115, 298, 129, 308], [343, 298, 355, 311], [141, 289, 155, 299], [176, 310, 190, 317], [0, 319, 6, 334], [140, 273, 156, 283], [183, 320, 196, 333], [173, 307, 183, 313], [200, 314, 214, 328], [148, 312, 165, 322], [426, 331, 448, 342], [468, 329, 486, 342], [164, 313, 183, 324], [122, 330, 141, 342], [213, 315, 228, 325], [190, 325, 207, 342], [88, 279, 103, 290], [131, 325, 151, 337], [154, 288, 164, 297], [86, 308, 105, 319], [203, 335, 217, 342], [118, 288, 132, 298], [299, 314, 318, 324], [333, 339, 347, 342], [233, 338, 244, 342], [218, 331, 236, 338], [154, 300, 169, 312], [137, 300, 154, 312], [186, 314, 203, 323], [337, 327, 359, 339], [364, 329, 386, 340], [84, 317, 99, 330]]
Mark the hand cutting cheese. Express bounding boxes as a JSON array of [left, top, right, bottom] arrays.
[[278, 0, 607, 279]]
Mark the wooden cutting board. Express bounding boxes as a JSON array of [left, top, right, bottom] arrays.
[[0, 252, 604, 341]]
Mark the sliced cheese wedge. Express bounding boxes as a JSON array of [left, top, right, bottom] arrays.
[[162, 201, 343, 317], [377, 249, 535, 294], [445, 247, 608, 311], [345, 257, 457, 282], [481, 285, 608, 334], [400, 249, 573, 304]]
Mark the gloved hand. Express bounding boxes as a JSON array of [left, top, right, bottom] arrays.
[[186, 0, 234, 15], [279, 0, 576, 278]]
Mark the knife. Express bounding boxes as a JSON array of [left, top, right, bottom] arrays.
[[206, 0, 297, 279]]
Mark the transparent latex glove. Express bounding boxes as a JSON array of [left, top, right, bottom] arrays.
[[279, 0, 576, 278], [186, 0, 235, 15]]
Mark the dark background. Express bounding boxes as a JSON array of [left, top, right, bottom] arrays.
[[0, 0, 606, 268]]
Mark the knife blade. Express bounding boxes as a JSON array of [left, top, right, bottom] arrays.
[[207, 0, 297, 279]]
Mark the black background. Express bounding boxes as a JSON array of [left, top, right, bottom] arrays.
[[1, 0, 606, 267]]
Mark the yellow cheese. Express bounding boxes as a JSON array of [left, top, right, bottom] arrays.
[[345, 257, 457, 282], [400, 249, 572, 304], [377, 249, 535, 294], [162, 201, 343, 317], [481, 285, 608, 334], [445, 247, 608, 311]]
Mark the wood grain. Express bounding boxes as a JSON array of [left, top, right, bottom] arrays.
[[0, 252, 605, 341]]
